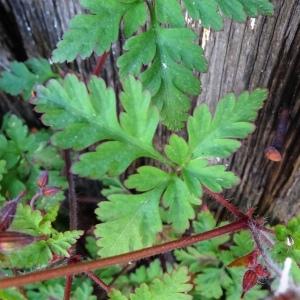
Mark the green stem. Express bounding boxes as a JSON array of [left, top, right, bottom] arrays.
[[146, 0, 157, 24], [124, 134, 174, 167]]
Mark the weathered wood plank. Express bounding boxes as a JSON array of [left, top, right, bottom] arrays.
[[199, 0, 300, 220]]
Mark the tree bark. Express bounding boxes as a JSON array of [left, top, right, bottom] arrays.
[[0, 0, 299, 222]]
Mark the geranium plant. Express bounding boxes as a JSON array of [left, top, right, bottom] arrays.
[[0, 0, 299, 299]]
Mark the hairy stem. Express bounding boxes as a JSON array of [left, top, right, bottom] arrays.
[[85, 271, 111, 293], [29, 192, 42, 209], [248, 221, 282, 277], [64, 275, 73, 300], [204, 188, 247, 219], [0, 219, 248, 288]]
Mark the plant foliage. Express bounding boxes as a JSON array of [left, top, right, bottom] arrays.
[[52, 0, 273, 129], [175, 211, 268, 299], [1, 204, 82, 268], [33, 74, 266, 256], [109, 266, 193, 300], [0, 114, 66, 203], [0, 58, 57, 100], [1, 1, 299, 300], [273, 216, 300, 263]]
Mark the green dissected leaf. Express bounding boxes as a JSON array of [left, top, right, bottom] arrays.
[[101, 178, 127, 198], [5, 204, 82, 268], [184, 0, 223, 30], [195, 267, 232, 299], [110, 290, 128, 300], [26, 280, 65, 300], [71, 281, 97, 300], [125, 167, 198, 235], [191, 211, 230, 255], [85, 236, 98, 259], [48, 230, 83, 257], [155, 0, 184, 27], [183, 158, 239, 193], [183, 0, 273, 30], [187, 89, 267, 158], [3, 231, 82, 269], [175, 211, 266, 299], [3, 240, 53, 268], [95, 188, 163, 257], [123, 1, 148, 38], [10, 204, 52, 236], [273, 215, 300, 263], [118, 27, 207, 129], [162, 177, 197, 233], [239, 0, 274, 15], [51, 0, 273, 130], [52, 0, 147, 62], [0, 288, 26, 300], [194, 211, 217, 231], [230, 231, 254, 257], [73, 142, 141, 180], [175, 244, 218, 273], [164, 135, 190, 166], [217, 0, 247, 22], [175, 211, 228, 273], [0, 114, 65, 201], [110, 267, 192, 300], [0, 114, 37, 176], [0, 58, 56, 100], [26, 278, 96, 300], [114, 259, 164, 293], [42, 205, 60, 224], [125, 166, 170, 192], [35, 75, 163, 179]]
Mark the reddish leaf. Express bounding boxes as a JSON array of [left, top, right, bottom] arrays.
[[228, 250, 259, 267], [0, 231, 37, 253], [255, 264, 270, 278], [0, 200, 18, 232], [0, 192, 25, 231], [242, 270, 258, 298], [42, 186, 60, 197], [37, 171, 49, 188]]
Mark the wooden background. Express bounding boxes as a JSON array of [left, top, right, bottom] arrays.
[[0, 0, 299, 223]]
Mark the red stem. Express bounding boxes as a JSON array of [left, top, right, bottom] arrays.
[[85, 271, 111, 293], [64, 275, 73, 300], [29, 191, 42, 209], [204, 188, 247, 219], [92, 52, 109, 76], [0, 219, 247, 288]]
